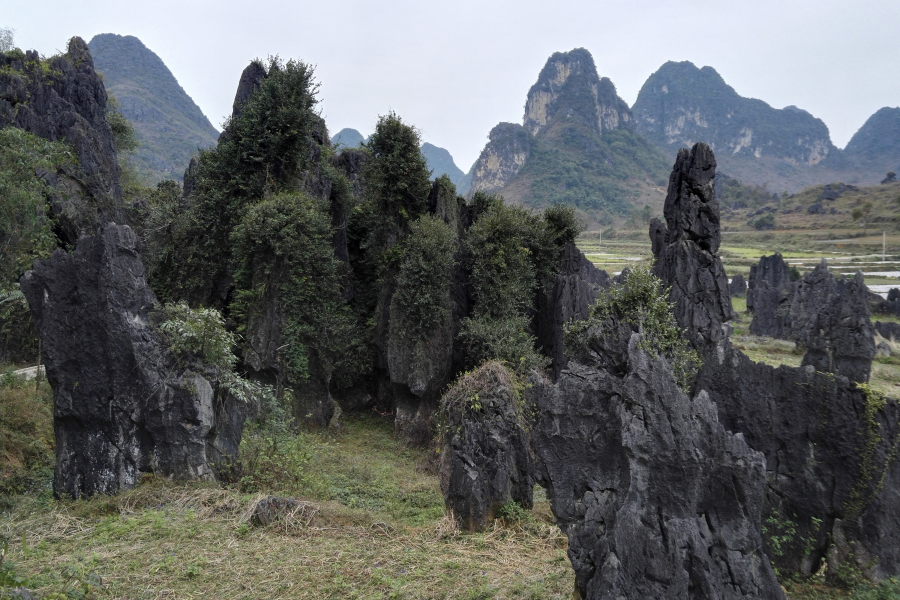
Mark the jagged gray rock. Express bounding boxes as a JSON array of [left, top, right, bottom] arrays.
[[530, 332, 784, 599], [534, 243, 610, 379], [650, 142, 733, 354], [0, 37, 123, 243], [697, 346, 900, 581], [20, 224, 246, 498], [729, 272, 747, 298], [646, 138, 898, 582], [747, 253, 794, 338], [231, 61, 266, 120], [788, 261, 875, 383], [439, 362, 533, 531], [875, 321, 900, 341]]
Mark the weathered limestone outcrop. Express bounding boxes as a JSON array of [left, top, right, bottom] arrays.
[[230, 60, 266, 121], [875, 321, 900, 341], [21, 224, 246, 498], [389, 179, 463, 444], [534, 242, 610, 379], [789, 261, 875, 383], [729, 272, 747, 298], [747, 253, 794, 338], [650, 142, 733, 354], [648, 140, 898, 581], [748, 256, 875, 382], [466, 122, 531, 196], [530, 331, 784, 599], [439, 362, 533, 531], [0, 37, 123, 242], [523, 48, 632, 137], [696, 349, 900, 580]]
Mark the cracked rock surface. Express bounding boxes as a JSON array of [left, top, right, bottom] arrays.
[[530, 332, 784, 599], [650, 142, 733, 355], [21, 224, 246, 498]]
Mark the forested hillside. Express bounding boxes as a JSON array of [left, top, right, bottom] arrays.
[[88, 34, 219, 183]]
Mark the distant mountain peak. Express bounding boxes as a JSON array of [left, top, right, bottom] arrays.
[[331, 127, 366, 148], [523, 48, 631, 137], [88, 33, 219, 183], [633, 60, 835, 174]]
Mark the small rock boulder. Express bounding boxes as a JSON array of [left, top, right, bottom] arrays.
[[438, 362, 533, 531], [729, 272, 747, 298], [875, 321, 900, 341]]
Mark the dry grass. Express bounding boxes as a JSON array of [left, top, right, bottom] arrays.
[[0, 416, 573, 599]]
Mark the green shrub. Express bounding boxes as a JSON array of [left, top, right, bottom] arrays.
[[565, 266, 699, 390], [0, 127, 74, 289], [0, 371, 54, 498], [361, 112, 432, 246], [155, 303, 271, 403], [464, 202, 541, 320], [391, 215, 457, 338], [751, 212, 775, 231], [458, 315, 548, 375], [146, 57, 321, 305], [231, 192, 365, 386]]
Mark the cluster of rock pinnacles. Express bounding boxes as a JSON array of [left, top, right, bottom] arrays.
[[19, 43, 899, 597]]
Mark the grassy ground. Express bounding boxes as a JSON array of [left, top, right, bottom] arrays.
[[0, 411, 573, 599], [2, 359, 899, 598]]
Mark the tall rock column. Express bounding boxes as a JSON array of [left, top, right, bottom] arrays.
[[650, 142, 733, 355], [21, 224, 246, 498]]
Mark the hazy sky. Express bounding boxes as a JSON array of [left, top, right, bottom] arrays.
[[5, 0, 899, 170]]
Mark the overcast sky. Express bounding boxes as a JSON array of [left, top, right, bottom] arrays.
[[5, 0, 899, 170]]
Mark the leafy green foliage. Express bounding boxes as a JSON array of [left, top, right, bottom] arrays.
[[232, 192, 364, 385], [157, 303, 238, 371], [146, 57, 320, 305], [565, 266, 700, 390], [362, 112, 432, 239], [750, 212, 775, 231], [0, 371, 54, 500], [0, 128, 74, 289], [519, 126, 669, 218], [105, 95, 138, 155], [391, 215, 457, 338], [0, 127, 75, 361], [457, 316, 549, 374], [155, 303, 271, 403], [464, 202, 541, 320], [458, 197, 579, 373]]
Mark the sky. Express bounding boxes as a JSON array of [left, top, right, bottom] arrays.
[[5, 0, 899, 170]]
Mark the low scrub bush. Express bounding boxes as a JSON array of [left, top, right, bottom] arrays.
[[0, 371, 54, 499], [565, 266, 699, 390]]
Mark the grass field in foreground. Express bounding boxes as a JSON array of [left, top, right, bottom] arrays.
[[2, 369, 900, 598], [0, 414, 573, 600]]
